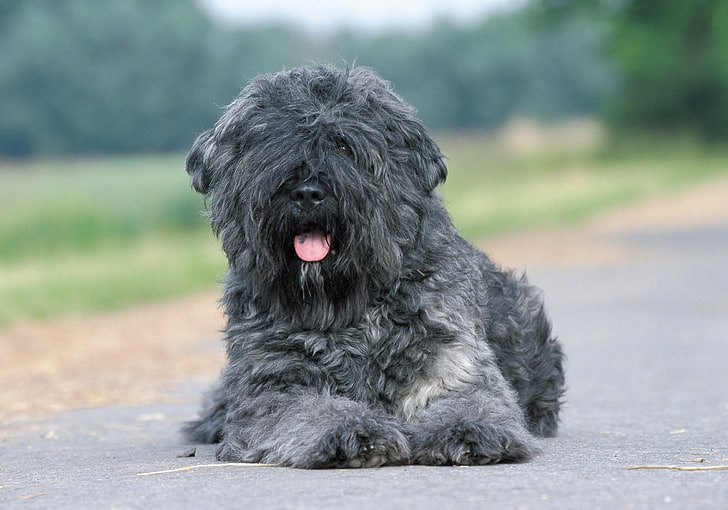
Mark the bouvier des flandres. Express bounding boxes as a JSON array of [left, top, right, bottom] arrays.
[[183, 64, 565, 468]]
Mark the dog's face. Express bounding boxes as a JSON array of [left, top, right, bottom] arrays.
[[187, 66, 447, 313]]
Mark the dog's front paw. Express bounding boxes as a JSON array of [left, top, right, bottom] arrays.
[[411, 419, 538, 466], [305, 420, 410, 469]]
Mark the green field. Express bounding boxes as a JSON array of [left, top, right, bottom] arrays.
[[0, 155, 225, 325], [441, 134, 728, 238], [1, 136, 726, 326]]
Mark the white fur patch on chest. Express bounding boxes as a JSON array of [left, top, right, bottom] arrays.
[[397, 342, 481, 421]]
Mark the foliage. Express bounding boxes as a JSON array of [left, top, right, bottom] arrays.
[[609, 0, 728, 139], [1, 1, 209, 155], [328, 12, 615, 130], [0, 0, 614, 156], [528, 0, 728, 139], [1, 0, 725, 152]]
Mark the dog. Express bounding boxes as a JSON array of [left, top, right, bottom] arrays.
[[183, 65, 565, 468]]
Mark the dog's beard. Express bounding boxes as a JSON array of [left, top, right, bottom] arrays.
[[298, 262, 325, 299], [284, 250, 372, 331], [249, 200, 368, 329]]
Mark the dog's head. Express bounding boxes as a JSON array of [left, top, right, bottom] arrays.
[[187, 65, 447, 323]]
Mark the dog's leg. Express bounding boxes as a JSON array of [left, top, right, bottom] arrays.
[[182, 381, 226, 443], [218, 391, 410, 468], [408, 383, 539, 465]]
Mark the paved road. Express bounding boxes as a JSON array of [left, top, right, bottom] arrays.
[[2, 225, 727, 509]]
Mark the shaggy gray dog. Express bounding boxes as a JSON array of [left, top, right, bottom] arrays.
[[183, 64, 565, 468]]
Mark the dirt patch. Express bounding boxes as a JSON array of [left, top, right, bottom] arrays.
[[593, 177, 728, 233], [2, 175, 728, 424], [0, 293, 225, 424]]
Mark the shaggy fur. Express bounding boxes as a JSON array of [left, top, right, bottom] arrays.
[[183, 64, 565, 468]]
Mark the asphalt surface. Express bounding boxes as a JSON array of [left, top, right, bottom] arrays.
[[2, 224, 727, 509]]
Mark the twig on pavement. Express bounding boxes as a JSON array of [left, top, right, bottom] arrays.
[[137, 462, 275, 476], [628, 465, 728, 472]]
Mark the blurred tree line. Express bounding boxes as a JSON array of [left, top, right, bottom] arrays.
[[0, 0, 726, 157], [535, 0, 728, 140], [610, 0, 728, 139]]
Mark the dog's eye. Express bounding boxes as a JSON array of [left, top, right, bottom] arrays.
[[338, 144, 353, 157]]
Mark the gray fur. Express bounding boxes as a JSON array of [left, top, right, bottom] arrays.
[[183, 64, 565, 468]]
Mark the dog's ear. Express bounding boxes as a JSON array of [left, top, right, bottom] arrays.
[[186, 128, 216, 195], [401, 119, 448, 191], [414, 129, 448, 191]]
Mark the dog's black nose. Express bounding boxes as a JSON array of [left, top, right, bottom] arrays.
[[290, 182, 326, 210]]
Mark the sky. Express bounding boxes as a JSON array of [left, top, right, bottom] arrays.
[[201, 0, 526, 33]]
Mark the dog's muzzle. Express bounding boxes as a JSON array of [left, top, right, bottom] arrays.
[[289, 181, 332, 262]]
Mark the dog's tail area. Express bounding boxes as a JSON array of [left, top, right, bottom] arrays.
[[182, 382, 226, 444]]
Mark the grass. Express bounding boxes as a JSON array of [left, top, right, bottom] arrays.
[[1, 132, 727, 326], [439, 133, 728, 238], [0, 154, 227, 325], [0, 155, 208, 261], [0, 232, 222, 325]]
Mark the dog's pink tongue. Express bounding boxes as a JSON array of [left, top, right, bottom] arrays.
[[293, 231, 331, 262]]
